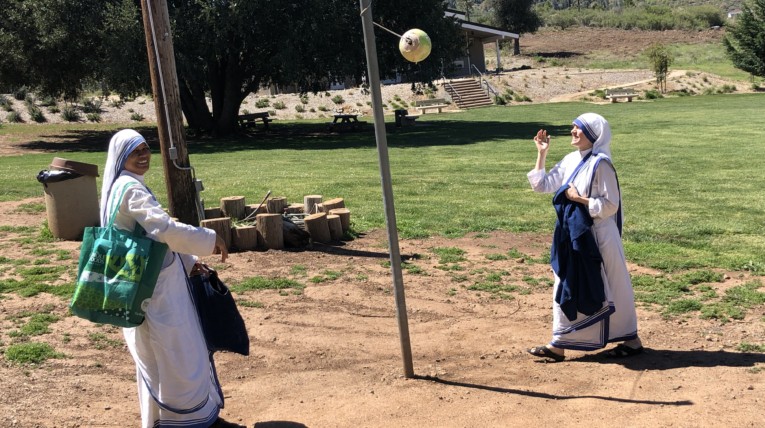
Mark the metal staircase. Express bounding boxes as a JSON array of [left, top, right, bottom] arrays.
[[443, 78, 494, 109]]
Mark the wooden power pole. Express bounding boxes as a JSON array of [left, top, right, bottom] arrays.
[[140, 0, 200, 226]]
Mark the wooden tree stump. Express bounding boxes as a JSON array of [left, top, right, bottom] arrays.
[[201, 217, 232, 251], [328, 208, 351, 232], [304, 212, 331, 243], [203, 207, 221, 219], [267, 196, 287, 214], [232, 225, 259, 251], [315, 203, 325, 213], [221, 196, 246, 220], [327, 214, 343, 241], [323, 197, 345, 213], [256, 213, 284, 250], [303, 195, 323, 215], [285, 203, 304, 214], [245, 203, 265, 219]]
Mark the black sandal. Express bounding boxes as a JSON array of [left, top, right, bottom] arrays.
[[604, 343, 644, 358], [527, 345, 565, 362]]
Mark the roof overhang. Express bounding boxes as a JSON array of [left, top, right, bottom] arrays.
[[445, 9, 519, 42]]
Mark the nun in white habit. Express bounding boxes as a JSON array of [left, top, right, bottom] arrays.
[[101, 129, 235, 427], [525, 113, 643, 362]]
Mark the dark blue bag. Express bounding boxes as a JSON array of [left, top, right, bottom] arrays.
[[185, 263, 250, 356]]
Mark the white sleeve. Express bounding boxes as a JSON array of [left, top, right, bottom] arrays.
[[120, 185, 217, 256], [587, 162, 620, 219], [527, 160, 565, 194]]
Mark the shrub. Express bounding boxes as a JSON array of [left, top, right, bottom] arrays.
[[13, 86, 27, 101], [109, 98, 125, 109], [86, 113, 101, 122], [81, 98, 102, 114], [28, 106, 46, 123], [61, 105, 80, 122], [255, 98, 270, 108], [318, 105, 329, 112], [47, 105, 60, 114], [37, 95, 56, 107], [294, 104, 305, 113], [643, 89, 663, 99], [300, 95, 309, 105], [130, 112, 144, 121], [0, 95, 12, 111], [494, 95, 507, 105], [331, 95, 344, 104], [6, 110, 22, 123], [273, 101, 286, 109]]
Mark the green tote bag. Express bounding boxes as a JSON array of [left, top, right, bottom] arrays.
[[70, 181, 168, 327]]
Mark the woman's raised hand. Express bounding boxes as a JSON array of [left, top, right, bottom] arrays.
[[534, 129, 551, 153]]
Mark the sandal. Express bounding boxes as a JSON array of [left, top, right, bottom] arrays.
[[604, 343, 644, 358], [527, 345, 565, 362]]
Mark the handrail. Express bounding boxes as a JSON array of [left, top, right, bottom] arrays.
[[471, 64, 499, 98], [443, 80, 462, 104]]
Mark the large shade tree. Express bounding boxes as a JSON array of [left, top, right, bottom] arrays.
[[0, 0, 110, 99], [723, 0, 765, 79], [165, 0, 463, 135], [487, 0, 541, 54], [0, 0, 463, 135]]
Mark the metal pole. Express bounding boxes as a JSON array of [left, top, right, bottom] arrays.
[[359, 0, 414, 378]]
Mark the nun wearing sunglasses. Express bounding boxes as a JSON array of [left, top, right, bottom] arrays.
[[525, 113, 643, 363]]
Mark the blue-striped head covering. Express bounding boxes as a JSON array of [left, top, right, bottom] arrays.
[[573, 113, 612, 159], [100, 129, 147, 224]]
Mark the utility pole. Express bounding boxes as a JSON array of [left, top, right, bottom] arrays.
[[140, 0, 200, 226]]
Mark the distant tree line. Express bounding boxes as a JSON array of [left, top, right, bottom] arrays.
[[0, 0, 464, 135]]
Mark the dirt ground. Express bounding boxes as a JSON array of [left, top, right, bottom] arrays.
[[2, 28, 764, 428]]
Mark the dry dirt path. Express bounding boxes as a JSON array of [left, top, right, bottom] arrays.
[[1, 199, 763, 428]]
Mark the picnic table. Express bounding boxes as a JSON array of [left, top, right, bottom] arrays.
[[238, 112, 273, 129], [328, 113, 365, 131]]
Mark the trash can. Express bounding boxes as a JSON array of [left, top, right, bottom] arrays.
[[394, 109, 408, 127], [37, 157, 100, 240]]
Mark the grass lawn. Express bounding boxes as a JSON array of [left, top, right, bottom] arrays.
[[1, 93, 764, 273]]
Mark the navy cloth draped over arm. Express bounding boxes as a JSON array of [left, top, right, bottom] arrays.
[[550, 183, 606, 322]]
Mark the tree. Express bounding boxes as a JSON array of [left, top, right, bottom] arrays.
[[162, 0, 463, 135], [723, 0, 765, 79], [645, 43, 672, 93], [0, 0, 111, 100], [2, 0, 463, 135], [488, 0, 541, 54]]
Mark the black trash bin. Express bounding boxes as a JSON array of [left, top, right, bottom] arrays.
[[394, 109, 408, 127], [37, 157, 100, 240]]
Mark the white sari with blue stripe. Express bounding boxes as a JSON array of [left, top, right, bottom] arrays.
[[528, 148, 638, 350]]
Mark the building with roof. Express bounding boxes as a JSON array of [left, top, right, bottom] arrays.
[[446, 9, 518, 77]]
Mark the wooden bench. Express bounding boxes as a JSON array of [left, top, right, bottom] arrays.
[[413, 98, 448, 114], [238, 112, 274, 129], [605, 88, 638, 103]]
